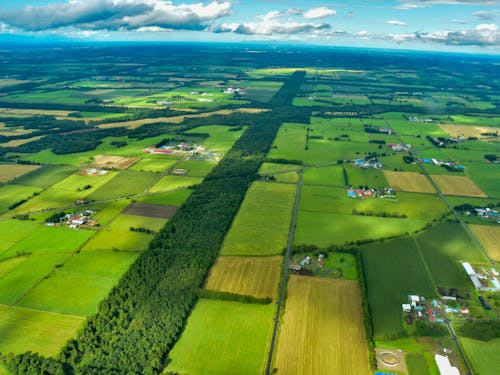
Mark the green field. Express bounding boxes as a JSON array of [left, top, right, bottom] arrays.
[[345, 165, 389, 187], [460, 337, 500, 375], [136, 189, 192, 206], [148, 175, 203, 192], [174, 159, 217, 177], [0, 254, 69, 304], [415, 223, 488, 288], [302, 165, 345, 186], [268, 121, 381, 165], [86, 170, 158, 200], [258, 162, 300, 175], [166, 299, 273, 375], [17, 250, 139, 316], [0, 304, 84, 357], [82, 214, 166, 251], [361, 237, 437, 339], [293, 185, 440, 246], [1, 226, 93, 260], [128, 157, 177, 172], [0, 184, 40, 213], [406, 353, 431, 375], [10, 165, 77, 188], [186, 125, 246, 153], [221, 181, 296, 255]]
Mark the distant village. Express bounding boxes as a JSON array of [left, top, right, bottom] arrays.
[[347, 186, 396, 199], [145, 142, 221, 161]]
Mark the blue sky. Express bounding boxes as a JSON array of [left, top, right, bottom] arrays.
[[0, 1, 498, 53]]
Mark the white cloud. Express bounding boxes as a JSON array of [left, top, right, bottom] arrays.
[[303, 7, 336, 20], [420, 23, 499, 45], [386, 20, 409, 26], [214, 20, 330, 36], [0, 0, 232, 31], [394, 4, 429, 9]]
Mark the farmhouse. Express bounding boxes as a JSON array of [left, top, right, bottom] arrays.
[[387, 143, 411, 152], [353, 157, 383, 169]]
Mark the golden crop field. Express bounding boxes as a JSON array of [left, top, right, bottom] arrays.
[[384, 171, 436, 193], [99, 108, 269, 129], [0, 136, 43, 148], [275, 276, 371, 375], [470, 224, 500, 261], [91, 155, 139, 169], [432, 175, 487, 197], [204, 256, 282, 299], [0, 164, 40, 183], [0, 108, 74, 117], [439, 124, 498, 139]]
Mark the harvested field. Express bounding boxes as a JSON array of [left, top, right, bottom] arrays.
[[0, 164, 40, 183], [439, 124, 499, 139], [384, 171, 436, 193], [204, 256, 282, 299], [470, 224, 500, 261], [122, 203, 178, 218], [275, 276, 371, 375], [432, 174, 487, 197], [0, 136, 43, 148], [98, 108, 268, 129], [91, 155, 139, 169]]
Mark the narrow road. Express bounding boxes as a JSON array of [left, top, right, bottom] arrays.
[[445, 320, 473, 375], [265, 171, 303, 375]]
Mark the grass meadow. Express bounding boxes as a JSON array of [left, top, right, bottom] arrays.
[[166, 299, 273, 375], [460, 337, 500, 375], [221, 182, 296, 256], [360, 237, 437, 340], [0, 304, 84, 357], [415, 223, 488, 289]]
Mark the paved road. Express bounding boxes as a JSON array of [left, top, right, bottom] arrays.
[[265, 171, 303, 375], [445, 320, 473, 375]]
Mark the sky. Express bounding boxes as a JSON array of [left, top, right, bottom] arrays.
[[0, 1, 498, 53]]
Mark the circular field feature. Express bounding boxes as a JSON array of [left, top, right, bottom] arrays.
[[379, 351, 400, 367]]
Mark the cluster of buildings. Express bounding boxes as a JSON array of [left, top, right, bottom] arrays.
[[146, 142, 196, 155], [421, 158, 465, 171], [353, 157, 383, 169], [364, 126, 394, 135], [427, 135, 462, 148], [82, 168, 109, 176], [402, 294, 469, 323], [146, 142, 221, 161], [387, 143, 411, 152], [408, 116, 433, 123], [462, 262, 500, 292], [347, 186, 395, 199], [46, 210, 97, 229], [222, 87, 246, 95]]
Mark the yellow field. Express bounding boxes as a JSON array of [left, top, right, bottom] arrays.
[[275, 276, 371, 375], [0, 79, 29, 88], [384, 171, 436, 193], [439, 124, 498, 139], [0, 108, 74, 117], [0, 136, 43, 148], [432, 175, 487, 197], [98, 108, 269, 129], [204, 256, 282, 299], [470, 225, 500, 261], [91, 155, 139, 169], [0, 164, 40, 183]]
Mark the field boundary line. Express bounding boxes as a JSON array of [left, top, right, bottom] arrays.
[[0, 302, 86, 319], [265, 170, 303, 375]]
